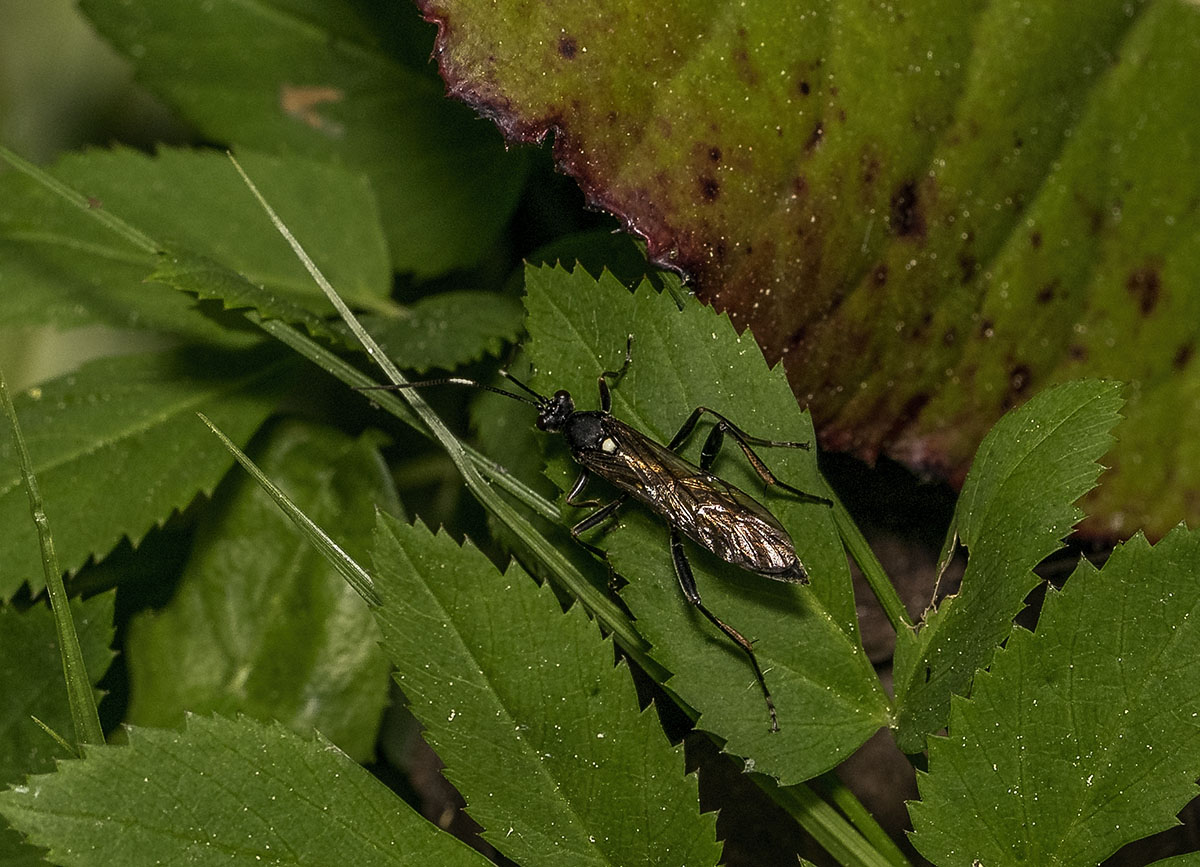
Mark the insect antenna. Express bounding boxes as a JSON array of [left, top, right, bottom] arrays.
[[496, 369, 550, 403], [359, 377, 540, 407]]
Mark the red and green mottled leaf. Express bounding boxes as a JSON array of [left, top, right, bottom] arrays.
[[420, 0, 1200, 537]]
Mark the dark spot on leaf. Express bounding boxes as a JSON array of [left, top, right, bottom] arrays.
[[558, 35, 578, 59], [1036, 279, 1059, 304], [1009, 364, 1032, 395], [87, 196, 103, 209], [805, 121, 824, 151], [708, 146, 722, 163], [958, 253, 977, 284], [1126, 265, 1161, 314], [1030, 230, 1043, 249], [979, 319, 994, 339], [871, 264, 888, 287], [799, 80, 812, 96], [924, 667, 932, 684], [744, 243, 753, 255], [1175, 343, 1194, 371], [912, 313, 933, 339], [1014, 135, 1024, 149], [889, 181, 925, 238], [885, 392, 932, 444], [861, 155, 880, 187], [792, 176, 808, 199], [1069, 345, 1088, 361], [699, 176, 720, 202]]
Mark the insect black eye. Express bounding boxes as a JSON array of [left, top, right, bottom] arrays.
[[536, 390, 576, 432]]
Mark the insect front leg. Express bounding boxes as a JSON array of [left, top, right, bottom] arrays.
[[597, 335, 634, 412], [669, 406, 833, 507], [670, 528, 779, 732]]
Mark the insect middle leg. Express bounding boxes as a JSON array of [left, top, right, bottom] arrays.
[[668, 406, 833, 507], [567, 469, 629, 565], [670, 528, 779, 732]]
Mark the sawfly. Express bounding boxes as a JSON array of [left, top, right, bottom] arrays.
[[386, 339, 832, 731]]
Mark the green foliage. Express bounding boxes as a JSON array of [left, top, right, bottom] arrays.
[[524, 266, 888, 783], [362, 291, 524, 374], [0, 595, 115, 768], [0, 715, 487, 866], [0, 593, 115, 865], [0, 148, 392, 338], [892, 381, 1124, 752], [79, 0, 527, 277], [372, 516, 722, 866], [0, 347, 291, 599], [911, 528, 1200, 865], [125, 422, 396, 762], [1, 2, 1198, 863]]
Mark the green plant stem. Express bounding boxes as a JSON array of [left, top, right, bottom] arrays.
[[834, 502, 913, 634], [811, 772, 913, 866], [754, 774, 906, 867], [0, 368, 104, 749]]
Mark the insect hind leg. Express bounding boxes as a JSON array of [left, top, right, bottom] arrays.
[[670, 529, 779, 732], [671, 406, 832, 507]]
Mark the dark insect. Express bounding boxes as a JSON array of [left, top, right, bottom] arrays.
[[389, 340, 832, 731]]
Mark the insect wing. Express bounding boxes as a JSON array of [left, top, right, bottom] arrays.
[[576, 418, 800, 578]]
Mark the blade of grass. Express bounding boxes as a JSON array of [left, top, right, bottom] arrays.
[[251, 315, 560, 524], [0, 145, 158, 254], [0, 369, 104, 749], [228, 154, 657, 674], [834, 502, 914, 634], [196, 412, 379, 607]]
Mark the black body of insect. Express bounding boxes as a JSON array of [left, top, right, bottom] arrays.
[[390, 341, 832, 731]]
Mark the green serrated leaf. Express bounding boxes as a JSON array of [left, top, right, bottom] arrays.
[[126, 421, 396, 762], [149, 247, 342, 343], [0, 714, 486, 866], [0, 593, 115, 867], [0, 593, 115, 779], [523, 265, 888, 784], [893, 380, 1123, 753], [80, 0, 527, 276], [0, 147, 392, 337], [910, 527, 1200, 866], [371, 516, 722, 867], [0, 347, 292, 599], [362, 291, 524, 374]]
